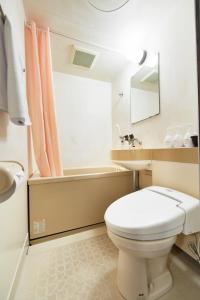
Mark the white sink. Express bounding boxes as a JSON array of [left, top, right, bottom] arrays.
[[113, 160, 152, 171]]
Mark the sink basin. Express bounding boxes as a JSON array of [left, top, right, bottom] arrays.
[[113, 160, 152, 171], [0, 166, 14, 194]]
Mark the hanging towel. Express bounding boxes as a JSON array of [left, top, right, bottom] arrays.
[[0, 18, 7, 112], [4, 16, 30, 126]]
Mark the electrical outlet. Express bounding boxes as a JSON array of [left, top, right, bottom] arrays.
[[33, 219, 46, 234]]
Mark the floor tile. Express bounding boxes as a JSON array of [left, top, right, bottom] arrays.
[[14, 230, 200, 300]]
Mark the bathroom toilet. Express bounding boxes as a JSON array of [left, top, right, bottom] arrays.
[[105, 186, 200, 300]]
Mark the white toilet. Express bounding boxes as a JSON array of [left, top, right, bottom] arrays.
[[105, 186, 200, 300]]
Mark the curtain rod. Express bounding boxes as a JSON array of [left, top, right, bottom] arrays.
[[26, 22, 122, 55], [50, 29, 122, 55]]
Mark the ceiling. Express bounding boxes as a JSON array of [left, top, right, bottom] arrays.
[[50, 32, 129, 82], [23, 0, 178, 82]]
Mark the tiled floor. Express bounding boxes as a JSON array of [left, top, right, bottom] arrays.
[[14, 226, 200, 300]]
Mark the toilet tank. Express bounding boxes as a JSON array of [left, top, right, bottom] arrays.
[[146, 186, 200, 235]]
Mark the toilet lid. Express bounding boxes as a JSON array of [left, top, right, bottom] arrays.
[[105, 188, 185, 240]]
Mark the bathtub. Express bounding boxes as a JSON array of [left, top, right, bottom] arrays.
[[28, 166, 133, 241]]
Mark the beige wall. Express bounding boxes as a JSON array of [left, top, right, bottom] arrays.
[[0, 1, 28, 299], [152, 161, 199, 199], [112, 0, 198, 149]]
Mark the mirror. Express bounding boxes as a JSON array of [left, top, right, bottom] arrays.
[[130, 53, 160, 124]]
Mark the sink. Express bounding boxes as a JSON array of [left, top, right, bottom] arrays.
[[0, 166, 13, 194], [112, 160, 152, 171]]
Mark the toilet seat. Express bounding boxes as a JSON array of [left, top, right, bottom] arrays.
[[105, 187, 185, 241]]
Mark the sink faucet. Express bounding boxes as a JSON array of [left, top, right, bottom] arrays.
[[116, 124, 142, 147], [119, 133, 142, 147], [128, 134, 142, 147]]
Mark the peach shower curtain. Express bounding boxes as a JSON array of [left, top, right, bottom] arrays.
[[25, 22, 63, 177]]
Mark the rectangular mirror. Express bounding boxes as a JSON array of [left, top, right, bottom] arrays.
[[130, 53, 160, 124]]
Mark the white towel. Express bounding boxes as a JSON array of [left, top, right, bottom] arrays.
[[0, 18, 7, 112], [4, 17, 30, 126]]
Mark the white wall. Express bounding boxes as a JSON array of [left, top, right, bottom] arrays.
[[112, 0, 198, 149], [54, 72, 112, 168], [0, 1, 28, 299]]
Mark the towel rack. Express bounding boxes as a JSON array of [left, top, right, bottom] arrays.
[[0, 5, 6, 23]]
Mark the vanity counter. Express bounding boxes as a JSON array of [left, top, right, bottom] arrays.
[[111, 147, 199, 164]]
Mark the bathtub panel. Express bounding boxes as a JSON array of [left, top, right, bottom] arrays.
[[29, 172, 133, 240]]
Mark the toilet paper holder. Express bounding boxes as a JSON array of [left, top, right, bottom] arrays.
[[0, 160, 25, 204]]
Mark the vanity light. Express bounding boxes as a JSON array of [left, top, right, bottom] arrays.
[[124, 49, 147, 65], [126, 50, 158, 67], [138, 50, 147, 65]]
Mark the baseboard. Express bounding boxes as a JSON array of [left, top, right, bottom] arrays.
[[7, 233, 29, 300], [30, 222, 105, 245]]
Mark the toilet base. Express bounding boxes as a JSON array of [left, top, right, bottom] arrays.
[[148, 270, 172, 300], [117, 250, 173, 300], [107, 231, 176, 300]]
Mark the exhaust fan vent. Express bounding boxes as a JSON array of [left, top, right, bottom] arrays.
[[70, 45, 98, 69]]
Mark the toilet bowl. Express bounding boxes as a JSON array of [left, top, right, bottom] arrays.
[[105, 186, 200, 300]]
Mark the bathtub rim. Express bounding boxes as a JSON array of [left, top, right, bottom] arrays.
[[28, 165, 132, 185]]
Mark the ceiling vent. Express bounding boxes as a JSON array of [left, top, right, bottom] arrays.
[[70, 45, 98, 69]]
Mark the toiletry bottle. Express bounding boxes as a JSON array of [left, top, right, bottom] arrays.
[[164, 127, 174, 148], [172, 126, 184, 148]]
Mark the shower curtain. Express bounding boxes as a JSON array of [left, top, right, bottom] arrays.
[[25, 22, 63, 177]]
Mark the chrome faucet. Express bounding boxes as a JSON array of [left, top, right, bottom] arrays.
[[116, 125, 142, 147], [128, 134, 142, 147], [129, 134, 142, 147], [119, 133, 142, 147]]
